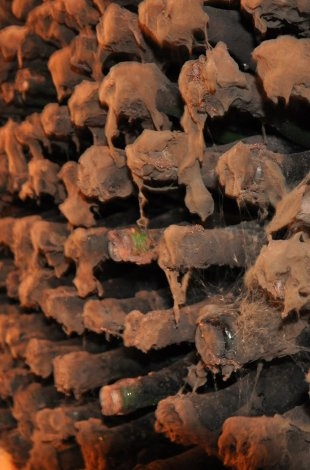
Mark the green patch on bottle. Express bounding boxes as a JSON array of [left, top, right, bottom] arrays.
[[130, 229, 150, 254]]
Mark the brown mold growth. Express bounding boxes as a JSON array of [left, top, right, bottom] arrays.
[[68, 81, 107, 145], [19, 159, 65, 203], [96, 3, 155, 71], [83, 289, 169, 337], [29, 220, 70, 277], [126, 129, 214, 225], [0, 0, 310, 468], [48, 45, 84, 102], [14, 113, 50, 161], [40, 103, 75, 142], [11, 215, 41, 272], [0, 119, 28, 192], [53, 0, 100, 31], [0, 25, 28, 62], [14, 66, 56, 103], [64, 226, 108, 297], [0, 312, 64, 360], [241, 0, 310, 38], [245, 232, 310, 318], [41, 286, 87, 335], [158, 222, 265, 320], [219, 406, 310, 470], [13, 112, 65, 202], [178, 42, 250, 162], [253, 36, 310, 105], [98, 61, 181, 166], [58, 161, 97, 228], [155, 361, 308, 455], [124, 300, 206, 352], [138, 0, 209, 54], [76, 413, 159, 470], [77, 145, 133, 203], [177, 42, 264, 217], [26, 3, 75, 48], [53, 348, 148, 398], [0, 217, 17, 249], [40, 103, 80, 155], [70, 29, 98, 77], [267, 173, 310, 235], [196, 298, 309, 380], [17, 268, 62, 309], [34, 401, 101, 442], [216, 141, 288, 217], [25, 337, 80, 379]]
